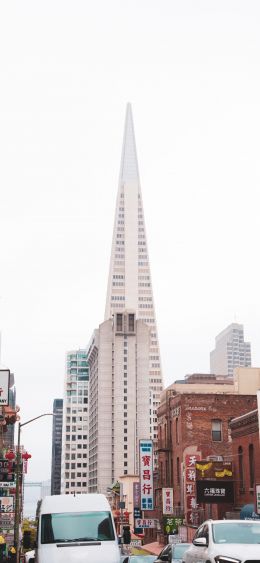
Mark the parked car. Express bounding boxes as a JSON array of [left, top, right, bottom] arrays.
[[154, 543, 191, 563], [182, 519, 260, 563]]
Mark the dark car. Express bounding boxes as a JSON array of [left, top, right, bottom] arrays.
[[154, 543, 191, 563]]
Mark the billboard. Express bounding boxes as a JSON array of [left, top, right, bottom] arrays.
[[0, 370, 10, 406], [139, 439, 153, 510]]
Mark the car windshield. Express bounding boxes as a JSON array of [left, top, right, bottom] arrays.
[[212, 522, 260, 544], [173, 544, 190, 557], [41, 511, 115, 543]]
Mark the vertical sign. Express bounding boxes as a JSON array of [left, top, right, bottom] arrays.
[[140, 439, 153, 510], [133, 482, 141, 508], [162, 488, 173, 515], [256, 484, 260, 515], [184, 453, 201, 526]]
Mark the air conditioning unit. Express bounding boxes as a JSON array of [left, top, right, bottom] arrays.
[[206, 455, 223, 462]]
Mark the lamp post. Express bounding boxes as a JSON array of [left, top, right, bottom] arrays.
[[14, 413, 54, 563]]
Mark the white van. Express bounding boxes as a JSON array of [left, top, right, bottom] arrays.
[[34, 493, 121, 563]]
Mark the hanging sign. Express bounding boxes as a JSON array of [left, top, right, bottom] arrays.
[[140, 439, 153, 510]]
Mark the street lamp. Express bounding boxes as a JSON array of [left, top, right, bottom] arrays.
[[14, 413, 54, 563]]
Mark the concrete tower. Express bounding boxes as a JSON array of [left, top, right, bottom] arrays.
[[105, 103, 163, 440]]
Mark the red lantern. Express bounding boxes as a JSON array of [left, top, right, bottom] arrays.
[[22, 452, 32, 461], [5, 451, 15, 461]]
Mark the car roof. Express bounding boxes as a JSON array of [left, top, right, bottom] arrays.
[[203, 519, 260, 525]]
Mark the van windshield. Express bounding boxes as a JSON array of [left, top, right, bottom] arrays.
[[41, 511, 115, 543]]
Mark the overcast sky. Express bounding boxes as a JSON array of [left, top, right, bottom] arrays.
[[1, 0, 260, 485]]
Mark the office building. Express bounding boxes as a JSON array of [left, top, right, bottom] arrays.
[[60, 349, 89, 494], [87, 312, 150, 493], [51, 398, 63, 495], [87, 104, 163, 493], [210, 323, 251, 378]]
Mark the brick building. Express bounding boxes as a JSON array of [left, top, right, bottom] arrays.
[[230, 409, 260, 510], [155, 382, 257, 533]]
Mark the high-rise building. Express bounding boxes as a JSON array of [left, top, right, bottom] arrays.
[[87, 313, 150, 493], [60, 349, 89, 494], [105, 103, 163, 436], [51, 399, 63, 495], [87, 104, 163, 493], [210, 323, 251, 378]]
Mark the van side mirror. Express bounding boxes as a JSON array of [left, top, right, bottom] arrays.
[[193, 537, 207, 547]]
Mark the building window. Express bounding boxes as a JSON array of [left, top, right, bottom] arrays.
[[176, 418, 179, 445], [116, 314, 123, 331], [238, 446, 244, 490], [128, 314, 135, 332], [249, 444, 255, 489], [176, 457, 180, 485], [212, 419, 222, 441]]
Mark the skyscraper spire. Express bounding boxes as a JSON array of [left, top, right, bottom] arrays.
[[119, 103, 140, 184], [105, 103, 163, 440]]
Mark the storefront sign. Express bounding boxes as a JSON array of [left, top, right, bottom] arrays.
[[196, 460, 233, 481], [133, 482, 141, 507], [196, 479, 234, 503], [0, 497, 13, 513], [163, 516, 183, 534], [135, 518, 157, 528], [139, 439, 153, 510], [162, 487, 173, 514]]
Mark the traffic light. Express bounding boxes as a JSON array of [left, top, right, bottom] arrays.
[[122, 525, 131, 544]]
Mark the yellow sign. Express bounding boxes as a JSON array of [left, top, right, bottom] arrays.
[[0, 535, 5, 544]]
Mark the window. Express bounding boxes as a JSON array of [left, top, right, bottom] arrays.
[[176, 457, 180, 485], [212, 419, 222, 441], [238, 446, 244, 490], [249, 444, 255, 489], [116, 314, 123, 331], [176, 418, 179, 444], [128, 314, 135, 332]]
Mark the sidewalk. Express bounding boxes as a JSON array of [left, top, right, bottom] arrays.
[[142, 542, 163, 556]]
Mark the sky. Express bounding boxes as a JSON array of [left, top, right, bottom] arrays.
[[0, 0, 260, 488]]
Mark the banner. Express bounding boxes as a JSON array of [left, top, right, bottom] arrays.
[[140, 439, 153, 510], [162, 488, 173, 515]]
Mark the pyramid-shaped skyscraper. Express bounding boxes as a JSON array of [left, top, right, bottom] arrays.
[[87, 105, 163, 493], [105, 103, 163, 433]]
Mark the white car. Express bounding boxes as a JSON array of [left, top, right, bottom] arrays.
[[24, 550, 35, 563], [182, 519, 260, 563]]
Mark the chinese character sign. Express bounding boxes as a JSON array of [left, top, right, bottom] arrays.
[[184, 453, 201, 524], [140, 439, 153, 510], [162, 488, 173, 515]]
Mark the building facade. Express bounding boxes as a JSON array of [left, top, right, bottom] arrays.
[[230, 409, 260, 509], [87, 104, 163, 493], [210, 323, 251, 378], [155, 374, 258, 538], [51, 398, 63, 495], [60, 349, 89, 494], [104, 103, 163, 441], [87, 312, 150, 493]]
